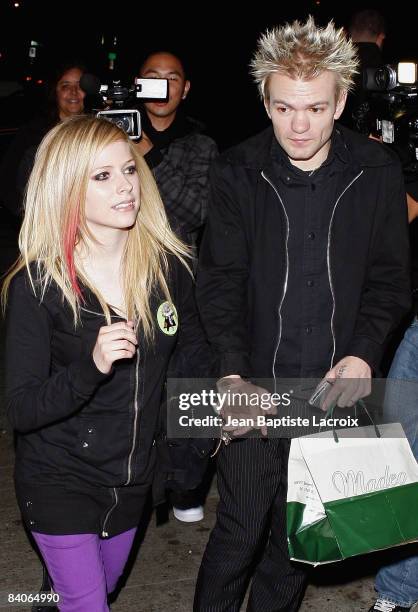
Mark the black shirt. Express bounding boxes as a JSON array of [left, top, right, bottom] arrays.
[[270, 132, 350, 377]]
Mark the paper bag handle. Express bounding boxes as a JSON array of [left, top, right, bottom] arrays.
[[325, 400, 381, 443]]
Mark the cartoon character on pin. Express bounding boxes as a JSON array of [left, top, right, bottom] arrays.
[[157, 301, 178, 335]]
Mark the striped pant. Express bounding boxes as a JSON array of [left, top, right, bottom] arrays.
[[194, 438, 306, 612]]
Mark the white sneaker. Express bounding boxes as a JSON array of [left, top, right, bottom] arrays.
[[369, 599, 411, 612], [173, 505, 204, 522]]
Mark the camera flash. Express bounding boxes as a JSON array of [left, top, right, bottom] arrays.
[[397, 62, 417, 84]]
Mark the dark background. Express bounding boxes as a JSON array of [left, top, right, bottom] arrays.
[[0, 0, 416, 149]]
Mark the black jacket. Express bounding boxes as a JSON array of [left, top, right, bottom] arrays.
[[5, 257, 210, 535], [197, 125, 411, 379]]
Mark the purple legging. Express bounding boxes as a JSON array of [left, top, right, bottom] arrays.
[[32, 528, 137, 612]]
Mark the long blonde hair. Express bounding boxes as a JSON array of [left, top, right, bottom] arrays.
[[1, 116, 190, 340]]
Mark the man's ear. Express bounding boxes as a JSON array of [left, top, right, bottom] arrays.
[[334, 89, 347, 120], [182, 80, 191, 100], [376, 32, 385, 50]]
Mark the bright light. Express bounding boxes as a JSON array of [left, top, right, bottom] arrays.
[[398, 62, 417, 84]]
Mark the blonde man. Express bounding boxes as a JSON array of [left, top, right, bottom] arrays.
[[2, 116, 208, 611], [194, 17, 410, 611]]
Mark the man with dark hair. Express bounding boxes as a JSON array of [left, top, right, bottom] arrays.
[[341, 9, 386, 132], [136, 51, 218, 523], [136, 51, 218, 248], [349, 8, 386, 49]]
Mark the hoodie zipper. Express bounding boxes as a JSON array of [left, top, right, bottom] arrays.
[[125, 348, 141, 485], [101, 487, 118, 537], [100, 337, 141, 536], [327, 170, 363, 368], [261, 171, 290, 390]]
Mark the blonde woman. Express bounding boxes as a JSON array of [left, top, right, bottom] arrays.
[[2, 116, 207, 611]]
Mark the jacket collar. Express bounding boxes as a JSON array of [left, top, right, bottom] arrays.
[[222, 123, 399, 171], [269, 128, 350, 175]]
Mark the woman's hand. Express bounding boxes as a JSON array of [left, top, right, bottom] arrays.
[[92, 321, 138, 374]]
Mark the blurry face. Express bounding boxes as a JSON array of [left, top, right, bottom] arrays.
[[140, 53, 190, 125], [56, 67, 85, 120], [85, 140, 140, 236], [264, 71, 347, 171]]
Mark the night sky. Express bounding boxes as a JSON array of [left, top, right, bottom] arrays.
[[0, 0, 415, 148]]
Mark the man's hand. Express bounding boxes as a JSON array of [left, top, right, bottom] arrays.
[[216, 375, 277, 437], [134, 131, 153, 156], [320, 356, 372, 411]]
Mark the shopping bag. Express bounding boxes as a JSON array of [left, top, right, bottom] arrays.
[[287, 421, 418, 565]]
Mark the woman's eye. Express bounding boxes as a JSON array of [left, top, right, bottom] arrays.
[[93, 172, 109, 181], [124, 165, 137, 175]]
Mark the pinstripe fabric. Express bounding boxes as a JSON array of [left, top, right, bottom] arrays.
[[194, 438, 306, 611]]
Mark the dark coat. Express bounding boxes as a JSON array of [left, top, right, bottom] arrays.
[[197, 125, 411, 379]]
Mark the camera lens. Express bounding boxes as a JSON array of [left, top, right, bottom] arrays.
[[363, 66, 398, 92], [375, 66, 397, 91], [114, 115, 133, 133], [96, 109, 140, 139]]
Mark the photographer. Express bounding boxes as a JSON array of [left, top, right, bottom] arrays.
[[340, 9, 386, 133], [135, 51, 218, 249], [135, 51, 218, 524]]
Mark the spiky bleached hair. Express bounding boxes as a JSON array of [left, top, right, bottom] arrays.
[[250, 16, 359, 100]]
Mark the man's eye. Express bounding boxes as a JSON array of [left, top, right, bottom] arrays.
[[124, 165, 137, 175], [277, 107, 288, 113], [311, 107, 322, 113], [93, 172, 109, 181]]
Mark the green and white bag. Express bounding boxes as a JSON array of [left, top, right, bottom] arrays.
[[287, 421, 418, 565]]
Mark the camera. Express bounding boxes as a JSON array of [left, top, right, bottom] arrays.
[[80, 74, 168, 139], [359, 62, 418, 173]]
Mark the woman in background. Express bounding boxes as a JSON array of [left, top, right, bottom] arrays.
[[0, 62, 87, 218]]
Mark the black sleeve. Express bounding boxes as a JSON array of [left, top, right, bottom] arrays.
[[196, 160, 251, 378], [5, 275, 110, 433], [347, 161, 412, 369], [169, 257, 217, 379]]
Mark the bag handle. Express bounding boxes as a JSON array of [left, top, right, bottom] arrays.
[[325, 399, 381, 443]]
